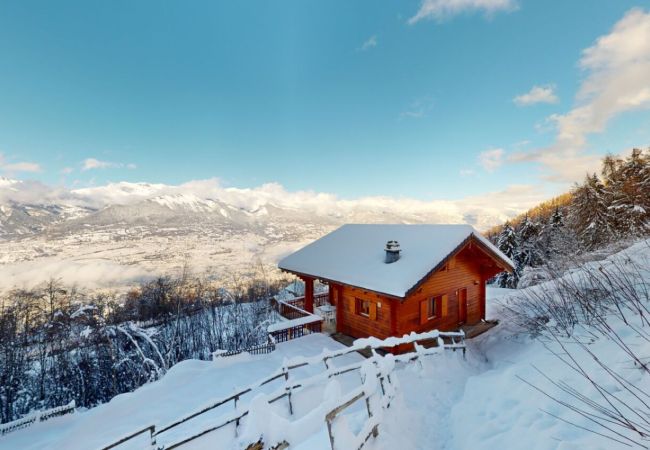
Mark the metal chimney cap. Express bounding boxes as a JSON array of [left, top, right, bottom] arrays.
[[384, 240, 401, 263], [385, 240, 401, 252]]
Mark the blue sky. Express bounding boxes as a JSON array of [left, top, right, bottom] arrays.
[[0, 0, 649, 203]]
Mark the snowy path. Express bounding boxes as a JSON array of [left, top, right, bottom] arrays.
[[369, 331, 492, 450], [369, 287, 544, 450]]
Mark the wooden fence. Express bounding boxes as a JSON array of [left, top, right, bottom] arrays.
[[0, 401, 76, 436], [214, 336, 277, 358], [269, 298, 324, 343], [214, 295, 324, 361], [280, 292, 329, 312], [98, 329, 465, 450], [269, 319, 322, 343]]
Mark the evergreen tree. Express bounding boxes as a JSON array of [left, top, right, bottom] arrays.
[[495, 222, 519, 288], [570, 173, 613, 249], [515, 214, 543, 268], [540, 206, 564, 260], [607, 148, 649, 236]]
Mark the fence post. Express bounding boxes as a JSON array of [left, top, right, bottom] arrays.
[[149, 425, 157, 450], [234, 394, 241, 435], [283, 366, 293, 416]]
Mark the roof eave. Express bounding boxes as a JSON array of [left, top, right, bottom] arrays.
[[403, 233, 513, 297], [278, 267, 405, 300]]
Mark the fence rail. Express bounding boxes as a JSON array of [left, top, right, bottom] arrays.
[[0, 401, 75, 436], [269, 298, 324, 343], [214, 336, 276, 358], [269, 319, 322, 343], [280, 292, 329, 312], [98, 329, 465, 450]]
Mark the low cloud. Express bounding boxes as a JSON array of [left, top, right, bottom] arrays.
[[1, 174, 550, 232], [513, 84, 559, 106], [478, 148, 504, 172], [0, 257, 150, 292], [0, 153, 42, 174], [409, 0, 517, 24]]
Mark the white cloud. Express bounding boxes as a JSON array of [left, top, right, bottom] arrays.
[[408, 0, 517, 24], [66, 177, 544, 230], [2, 162, 42, 173], [0, 153, 43, 173], [478, 148, 504, 172], [399, 97, 434, 119], [359, 35, 377, 51], [82, 158, 137, 171], [513, 84, 559, 106], [459, 168, 475, 177], [61, 167, 74, 175], [512, 8, 650, 182], [82, 158, 116, 170], [0, 257, 150, 292], [0, 176, 546, 230]]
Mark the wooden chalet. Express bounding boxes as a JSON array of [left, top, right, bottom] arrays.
[[278, 224, 513, 340]]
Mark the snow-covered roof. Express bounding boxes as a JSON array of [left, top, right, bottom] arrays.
[[278, 224, 513, 298]]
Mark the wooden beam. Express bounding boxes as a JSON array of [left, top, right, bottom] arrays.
[[336, 285, 343, 333], [304, 277, 314, 313]]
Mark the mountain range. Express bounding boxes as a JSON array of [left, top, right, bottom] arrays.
[[0, 177, 522, 291]]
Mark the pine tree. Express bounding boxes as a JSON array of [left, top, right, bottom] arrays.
[[515, 214, 543, 268], [540, 206, 564, 260], [607, 148, 649, 236], [495, 222, 519, 288], [570, 173, 613, 249]]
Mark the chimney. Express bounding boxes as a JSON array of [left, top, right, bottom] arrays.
[[384, 240, 401, 264]]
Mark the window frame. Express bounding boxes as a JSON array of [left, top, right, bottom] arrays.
[[356, 298, 370, 317], [427, 296, 440, 320]]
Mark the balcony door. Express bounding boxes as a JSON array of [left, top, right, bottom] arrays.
[[457, 288, 467, 325]]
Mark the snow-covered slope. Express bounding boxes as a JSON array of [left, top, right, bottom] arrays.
[[4, 239, 648, 449]]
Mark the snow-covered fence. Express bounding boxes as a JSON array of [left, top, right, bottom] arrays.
[[99, 424, 157, 450], [275, 292, 329, 316], [268, 315, 323, 343], [268, 299, 324, 343], [214, 336, 277, 358], [0, 401, 75, 436], [99, 329, 464, 450]]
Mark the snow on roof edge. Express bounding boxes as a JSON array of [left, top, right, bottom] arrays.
[[278, 224, 513, 298], [471, 231, 515, 270]]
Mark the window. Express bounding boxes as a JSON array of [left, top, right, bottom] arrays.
[[427, 296, 439, 319], [420, 294, 447, 325], [356, 298, 370, 317]]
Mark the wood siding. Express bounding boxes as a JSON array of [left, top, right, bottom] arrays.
[[307, 237, 508, 340], [394, 248, 485, 335], [337, 285, 393, 339]]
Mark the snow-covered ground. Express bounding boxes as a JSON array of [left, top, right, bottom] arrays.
[[3, 239, 649, 449]]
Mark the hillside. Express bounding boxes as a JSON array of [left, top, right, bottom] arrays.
[[3, 238, 648, 449], [487, 149, 649, 289]]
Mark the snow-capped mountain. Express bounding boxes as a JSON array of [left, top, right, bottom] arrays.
[[0, 179, 517, 291]]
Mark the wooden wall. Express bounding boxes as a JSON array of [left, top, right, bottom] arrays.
[[395, 248, 484, 334], [337, 285, 393, 339], [331, 237, 507, 339]]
